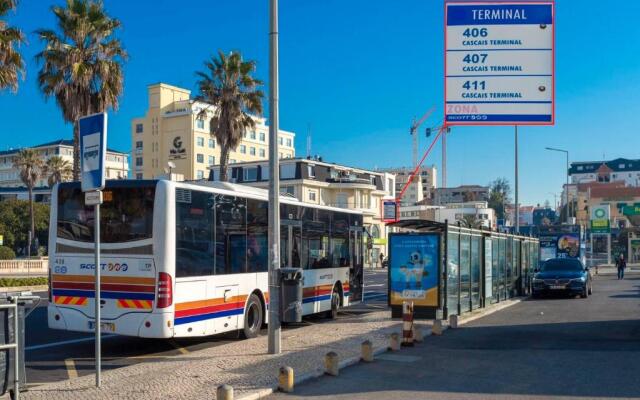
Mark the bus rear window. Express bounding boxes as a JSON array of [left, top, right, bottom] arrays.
[[57, 185, 156, 243]]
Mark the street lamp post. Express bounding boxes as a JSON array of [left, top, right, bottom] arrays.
[[545, 147, 570, 224]]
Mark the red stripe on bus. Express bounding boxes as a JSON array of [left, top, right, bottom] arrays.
[[175, 301, 246, 318]]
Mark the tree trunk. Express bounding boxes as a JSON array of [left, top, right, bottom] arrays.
[[219, 145, 230, 182], [73, 121, 80, 181], [28, 184, 34, 257]]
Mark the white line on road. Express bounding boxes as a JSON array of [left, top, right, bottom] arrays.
[[64, 358, 78, 379], [26, 335, 116, 351]]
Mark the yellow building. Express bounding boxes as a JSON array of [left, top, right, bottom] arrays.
[[209, 157, 396, 267], [131, 83, 295, 180]]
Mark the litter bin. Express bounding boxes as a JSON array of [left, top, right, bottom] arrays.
[[280, 268, 303, 323]]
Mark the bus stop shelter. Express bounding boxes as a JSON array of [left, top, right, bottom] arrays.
[[387, 220, 539, 320]]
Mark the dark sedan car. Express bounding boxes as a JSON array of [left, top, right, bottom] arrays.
[[532, 258, 593, 298]]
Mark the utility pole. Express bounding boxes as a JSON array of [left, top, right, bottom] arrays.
[[442, 128, 447, 188], [545, 147, 570, 224], [267, 0, 281, 355], [515, 126, 519, 234]]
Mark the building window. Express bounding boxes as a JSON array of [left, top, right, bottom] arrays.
[[281, 186, 294, 196], [250, 131, 256, 139], [135, 157, 143, 167], [196, 170, 204, 179], [308, 190, 317, 202], [244, 167, 258, 182], [208, 138, 215, 148], [136, 173, 143, 180], [278, 137, 284, 145], [286, 138, 292, 147], [280, 163, 296, 179], [240, 145, 246, 154], [197, 137, 204, 147], [259, 132, 265, 142], [259, 148, 266, 157], [136, 123, 143, 133], [197, 154, 204, 163], [196, 119, 205, 130], [261, 164, 269, 180], [135, 141, 143, 149], [250, 147, 256, 156], [279, 152, 284, 159], [230, 159, 237, 164], [308, 164, 316, 178], [208, 156, 215, 165]]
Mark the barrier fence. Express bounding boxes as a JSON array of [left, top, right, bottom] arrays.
[[0, 259, 48, 276]]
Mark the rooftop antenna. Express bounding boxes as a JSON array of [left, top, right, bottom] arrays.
[[306, 123, 312, 158]]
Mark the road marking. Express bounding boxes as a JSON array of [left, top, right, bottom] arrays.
[[26, 335, 116, 351], [169, 340, 190, 355], [64, 358, 78, 379]]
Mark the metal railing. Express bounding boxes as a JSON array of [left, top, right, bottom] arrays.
[[0, 260, 48, 276]]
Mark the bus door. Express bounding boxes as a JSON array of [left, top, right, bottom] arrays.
[[349, 227, 364, 302], [281, 221, 303, 269]]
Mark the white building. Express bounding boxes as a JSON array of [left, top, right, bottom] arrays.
[[0, 139, 129, 188], [570, 158, 640, 186], [434, 201, 496, 229], [379, 165, 437, 205]]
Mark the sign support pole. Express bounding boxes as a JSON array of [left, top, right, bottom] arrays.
[[94, 199, 101, 387], [515, 126, 519, 234], [267, 0, 281, 355], [607, 233, 612, 266]]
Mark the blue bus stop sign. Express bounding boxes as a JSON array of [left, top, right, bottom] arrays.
[[79, 113, 107, 192]]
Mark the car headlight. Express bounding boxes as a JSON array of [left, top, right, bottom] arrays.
[[533, 278, 545, 284], [571, 277, 586, 283]]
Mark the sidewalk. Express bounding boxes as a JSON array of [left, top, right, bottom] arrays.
[[21, 311, 407, 400]]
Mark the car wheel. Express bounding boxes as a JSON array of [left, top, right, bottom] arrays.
[[580, 286, 588, 298], [588, 282, 593, 295], [242, 294, 263, 339], [326, 289, 340, 319]]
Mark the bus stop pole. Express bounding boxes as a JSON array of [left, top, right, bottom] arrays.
[[94, 201, 101, 387], [267, 0, 281, 355]]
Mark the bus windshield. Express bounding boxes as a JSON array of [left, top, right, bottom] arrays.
[[57, 183, 156, 243]]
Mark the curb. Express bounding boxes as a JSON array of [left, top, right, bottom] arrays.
[[0, 285, 48, 293], [457, 299, 522, 327]]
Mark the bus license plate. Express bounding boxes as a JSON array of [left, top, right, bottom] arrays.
[[550, 285, 565, 290], [88, 321, 116, 332]]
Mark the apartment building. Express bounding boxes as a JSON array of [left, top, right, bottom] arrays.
[[433, 185, 490, 206], [379, 165, 438, 205], [131, 83, 295, 181], [570, 158, 640, 186], [0, 139, 128, 189], [209, 157, 396, 266]]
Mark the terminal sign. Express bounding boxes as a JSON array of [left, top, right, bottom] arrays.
[[445, 1, 555, 125]]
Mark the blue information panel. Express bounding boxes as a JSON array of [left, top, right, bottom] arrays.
[[445, 1, 554, 125], [79, 113, 107, 192]]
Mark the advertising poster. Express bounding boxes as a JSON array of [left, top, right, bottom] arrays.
[[556, 233, 580, 258], [539, 235, 557, 261], [389, 234, 439, 307]]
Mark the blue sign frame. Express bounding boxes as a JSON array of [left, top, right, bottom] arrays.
[[79, 113, 107, 192]]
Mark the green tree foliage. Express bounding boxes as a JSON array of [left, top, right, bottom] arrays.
[[488, 178, 511, 220], [195, 50, 264, 181], [0, 200, 49, 255], [0, 0, 25, 92], [0, 245, 15, 260], [36, 0, 127, 180], [13, 148, 44, 255], [44, 155, 72, 187]]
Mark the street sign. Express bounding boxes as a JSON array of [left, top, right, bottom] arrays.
[[79, 113, 107, 192], [590, 204, 611, 234], [445, 1, 555, 125], [382, 200, 398, 222], [85, 191, 103, 206]]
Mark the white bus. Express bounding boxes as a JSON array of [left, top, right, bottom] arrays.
[[48, 179, 364, 339]]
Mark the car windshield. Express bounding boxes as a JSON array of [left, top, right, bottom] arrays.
[[541, 259, 583, 272]]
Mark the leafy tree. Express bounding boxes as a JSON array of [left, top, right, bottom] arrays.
[[13, 149, 44, 255], [195, 50, 264, 181], [488, 178, 511, 220], [0, 246, 15, 260], [35, 0, 127, 180], [44, 155, 72, 187], [0, 200, 49, 255], [0, 0, 25, 92]]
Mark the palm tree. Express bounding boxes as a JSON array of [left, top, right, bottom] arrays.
[[0, 0, 25, 92], [44, 155, 72, 187], [195, 50, 264, 181], [13, 149, 44, 256], [35, 0, 127, 180]]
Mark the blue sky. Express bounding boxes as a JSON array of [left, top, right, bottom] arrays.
[[1, 0, 639, 206]]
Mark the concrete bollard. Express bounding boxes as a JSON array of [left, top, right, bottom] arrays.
[[324, 352, 339, 376], [432, 319, 443, 336], [278, 366, 294, 393], [361, 340, 374, 362], [389, 332, 401, 351], [413, 325, 424, 343], [217, 384, 234, 400], [449, 314, 459, 329]]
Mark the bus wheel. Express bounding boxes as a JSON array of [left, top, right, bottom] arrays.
[[243, 294, 263, 339], [326, 288, 340, 320]]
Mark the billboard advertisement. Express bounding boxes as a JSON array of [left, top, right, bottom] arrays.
[[389, 234, 439, 307], [445, 1, 555, 125], [590, 204, 611, 234]]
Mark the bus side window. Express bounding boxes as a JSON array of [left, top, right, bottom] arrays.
[[247, 199, 268, 273], [216, 195, 247, 274], [176, 190, 214, 277]]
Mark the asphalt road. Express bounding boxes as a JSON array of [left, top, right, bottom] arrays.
[[22, 268, 388, 386], [269, 272, 640, 400]]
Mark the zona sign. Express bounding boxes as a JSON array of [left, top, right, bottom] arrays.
[[445, 1, 555, 125]]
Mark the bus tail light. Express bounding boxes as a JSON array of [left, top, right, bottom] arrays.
[[157, 272, 173, 308]]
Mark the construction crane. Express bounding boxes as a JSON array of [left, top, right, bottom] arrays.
[[409, 107, 435, 168]]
